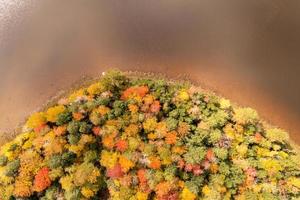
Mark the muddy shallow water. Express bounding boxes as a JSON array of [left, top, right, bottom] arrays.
[[0, 0, 300, 145]]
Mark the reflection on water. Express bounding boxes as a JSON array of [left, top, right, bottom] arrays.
[[0, 0, 300, 145]]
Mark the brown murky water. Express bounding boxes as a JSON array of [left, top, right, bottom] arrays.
[[0, 0, 300, 145]]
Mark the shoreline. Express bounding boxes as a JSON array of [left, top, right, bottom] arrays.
[[1, 70, 299, 153]]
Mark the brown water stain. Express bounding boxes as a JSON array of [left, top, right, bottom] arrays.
[[0, 0, 299, 145]]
